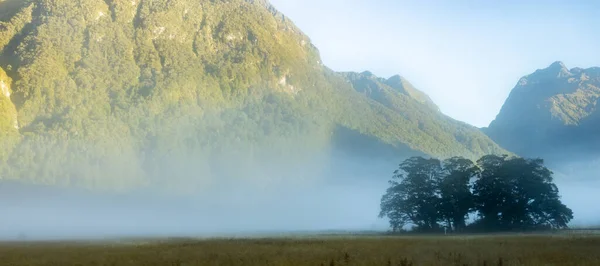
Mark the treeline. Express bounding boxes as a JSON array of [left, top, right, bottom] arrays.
[[379, 155, 573, 233]]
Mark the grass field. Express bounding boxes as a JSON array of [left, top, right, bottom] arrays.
[[0, 234, 599, 266]]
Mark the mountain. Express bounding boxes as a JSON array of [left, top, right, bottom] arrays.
[[341, 71, 504, 158], [343, 71, 439, 110], [0, 0, 506, 193], [484, 61, 600, 163]]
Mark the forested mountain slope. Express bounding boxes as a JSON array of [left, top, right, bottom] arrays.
[[0, 0, 506, 193], [341, 71, 503, 158], [484, 61, 600, 163]]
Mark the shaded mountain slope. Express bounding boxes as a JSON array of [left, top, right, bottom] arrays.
[[484, 61, 600, 162]]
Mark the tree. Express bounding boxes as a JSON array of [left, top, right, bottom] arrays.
[[473, 155, 573, 231], [472, 155, 511, 230], [381, 154, 573, 233], [439, 157, 478, 231], [379, 157, 443, 232]]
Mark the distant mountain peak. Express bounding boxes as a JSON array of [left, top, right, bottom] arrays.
[[549, 61, 567, 69], [360, 71, 375, 77], [386, 75, 403, 83], [533, 61, 572, 79], [485, 61, 600, 162], [341, 71, 440, 111]]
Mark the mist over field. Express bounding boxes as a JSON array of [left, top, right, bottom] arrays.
[[558, 181, 600, 227], [554, 165, 600, 227], [0, 185, 390, 240], [0, 150, 395, 241], [1, 151, 598, 241]]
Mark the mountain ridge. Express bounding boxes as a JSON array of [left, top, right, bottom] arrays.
[[484, 60, 600, 162], [0, 0, 507, 192]]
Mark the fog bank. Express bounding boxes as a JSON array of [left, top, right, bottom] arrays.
[[555, 180, 600, 227], [0, 179, 390, 241], [1, 155, 599, 241]]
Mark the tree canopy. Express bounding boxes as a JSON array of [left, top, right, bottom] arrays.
[[380, 155, 573, 232]]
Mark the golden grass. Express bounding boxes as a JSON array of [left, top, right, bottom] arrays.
[[0, 234, 598, 266]]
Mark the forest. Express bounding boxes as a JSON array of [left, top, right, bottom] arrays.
[[0, 0, 506, 192]]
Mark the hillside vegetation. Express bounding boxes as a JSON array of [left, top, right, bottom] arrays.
[[0, 0, 506, 192]]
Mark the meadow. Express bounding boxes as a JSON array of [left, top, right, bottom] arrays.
[[0, 233, 599, 266]]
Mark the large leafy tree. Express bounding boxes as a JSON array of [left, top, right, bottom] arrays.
[[439, 157, 478, 231], [379, 157, 443, 232], [472, 155, 512, 229], [473, 155, 573, 230], [381, 155, 573, 232]]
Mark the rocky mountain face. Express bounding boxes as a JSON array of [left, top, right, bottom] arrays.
[[484, 61, 600, 163], [0, 0, 506, 193]]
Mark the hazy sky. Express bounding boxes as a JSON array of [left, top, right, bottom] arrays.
[[269, 0, 600, 127]]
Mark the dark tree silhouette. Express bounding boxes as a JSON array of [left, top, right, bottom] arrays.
[[472, 155, 511, 230], [380, 155, 573, 232], [379, 157, 443, 232], [473, 155, 573, 230], [439, 157, 479, 231]]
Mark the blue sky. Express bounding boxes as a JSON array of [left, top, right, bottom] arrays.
[[269, 0, 600, 127]]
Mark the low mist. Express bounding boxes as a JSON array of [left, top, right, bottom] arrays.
[[2, 151, 599, 241], [553, 163, 600, 227], [0, 183, 387, 240], [0, 151, 394, 241]]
